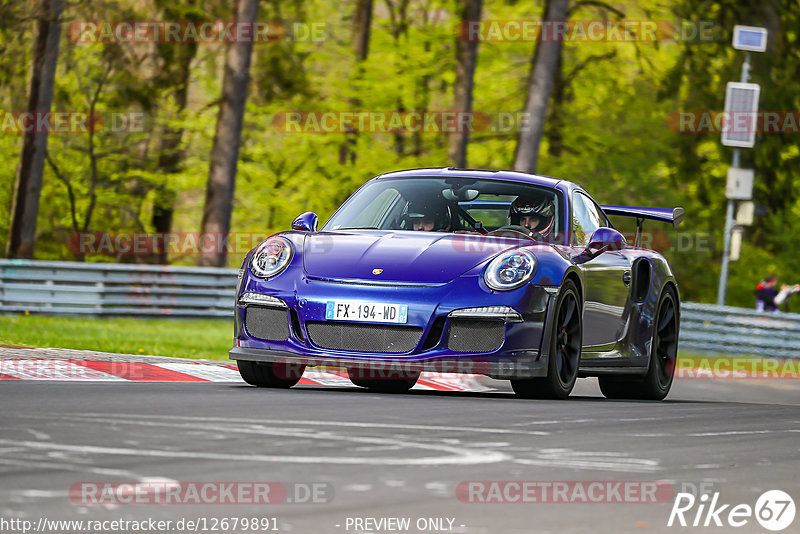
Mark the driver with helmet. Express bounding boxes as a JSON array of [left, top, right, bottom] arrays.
[[405, 199, 451, 232], [509, 194, 555, 238]]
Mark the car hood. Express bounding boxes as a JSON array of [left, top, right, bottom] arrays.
[[302, 230, 524, 284]]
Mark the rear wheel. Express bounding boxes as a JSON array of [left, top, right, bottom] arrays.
[[512, 280, 582, 399], [599, 288, 678, 400], [237, 360, 305, 388], [347, 368, 420, 393]]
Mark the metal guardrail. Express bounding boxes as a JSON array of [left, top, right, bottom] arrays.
[[680, 302, 800, 358], [0, 259, 236, 318], [2, 260, 800, 357]]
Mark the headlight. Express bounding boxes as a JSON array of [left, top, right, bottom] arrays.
[[250, 237, 294, 278], [484, 249, 537, 291]]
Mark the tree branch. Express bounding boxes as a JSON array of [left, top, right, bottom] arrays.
[[569, 0, 625, 18], [566, 50, 618, 79], [82, 61, 113, 232], [46, 153, 79, 232]]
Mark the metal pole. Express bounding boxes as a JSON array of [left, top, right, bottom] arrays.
[[716, 52, 751, 306], [741, 52, 751, 83], [717, 149, 740, 306]]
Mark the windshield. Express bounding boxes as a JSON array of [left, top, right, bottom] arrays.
[[324, 177, 565, 243]]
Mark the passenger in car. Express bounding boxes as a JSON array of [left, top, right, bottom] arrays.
[[405, 200, 451, 232]]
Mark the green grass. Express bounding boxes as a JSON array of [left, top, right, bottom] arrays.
[[0, 315, 232, 360]]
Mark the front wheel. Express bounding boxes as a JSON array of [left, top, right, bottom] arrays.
[[599, 288, 678, 400], [237, 360, 305, 388], [512, 280, 582, 399]]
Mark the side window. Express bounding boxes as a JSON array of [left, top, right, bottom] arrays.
[[572, 192, 606, 246], [586, 197, 609, 229]]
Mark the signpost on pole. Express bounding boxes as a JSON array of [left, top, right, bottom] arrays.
[[736, 201, 755, 226], [716, 25, 767, 306]]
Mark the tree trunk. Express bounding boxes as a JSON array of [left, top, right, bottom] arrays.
[[447, 0, 482, 168], [198, 0, 259, 267], [6, 0, 63, 259], [340, 0, 373, 165], [386, 0, 410, 157], [512, 0, 568, 174], [353, 0, 373, 61]]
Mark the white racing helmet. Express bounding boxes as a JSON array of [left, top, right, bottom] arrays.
[[509, 194, 555, 237]]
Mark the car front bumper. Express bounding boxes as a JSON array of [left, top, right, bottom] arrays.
[[230, 272, 557, 379]]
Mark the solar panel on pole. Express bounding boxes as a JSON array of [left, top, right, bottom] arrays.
[[721, 82, 760, 148]]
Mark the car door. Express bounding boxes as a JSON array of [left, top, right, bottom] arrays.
[[572, 191, 631, 350]]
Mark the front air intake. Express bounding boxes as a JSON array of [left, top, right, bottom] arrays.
[[447, 319, 505, 352], [306, 322, 422, 353], [245, 307, 290, 341]]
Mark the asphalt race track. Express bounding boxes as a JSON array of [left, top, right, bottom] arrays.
[[1, 356, 799, 534]]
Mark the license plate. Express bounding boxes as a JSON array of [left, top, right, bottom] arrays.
[[325, 301, 408, 324]]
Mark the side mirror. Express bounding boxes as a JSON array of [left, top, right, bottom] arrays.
[[574, 228, 626, 263], [291, 212, 318, 232], [587, 227, 626, 252]]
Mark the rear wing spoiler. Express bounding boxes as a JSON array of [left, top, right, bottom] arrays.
[[600, 205, 684, 248]]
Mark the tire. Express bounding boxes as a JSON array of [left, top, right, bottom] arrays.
[[512, 280, 582, 400], [598, 288, 679, 400], [237, 360, 305, 388], [347, 368, 420, 393]]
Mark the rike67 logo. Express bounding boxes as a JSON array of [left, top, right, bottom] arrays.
[[668, 490, 795, 531]]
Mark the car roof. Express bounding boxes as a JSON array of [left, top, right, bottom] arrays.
[[375, 167, 568, 189]]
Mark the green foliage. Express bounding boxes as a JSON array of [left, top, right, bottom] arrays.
[[2, 0, 799, 309]]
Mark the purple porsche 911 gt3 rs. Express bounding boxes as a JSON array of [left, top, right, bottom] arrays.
[[230, 168, 683, 400]]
